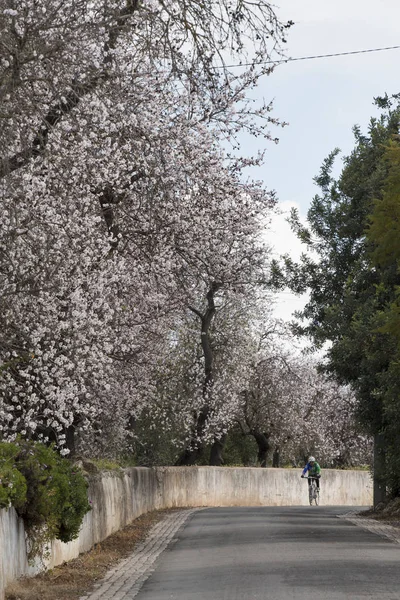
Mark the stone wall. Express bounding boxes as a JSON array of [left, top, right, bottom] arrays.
[[0, 467, 372, 599]]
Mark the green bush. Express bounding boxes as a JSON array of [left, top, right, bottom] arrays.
[[223, 427, 258, 467], [0, 438, 91, 559], [0, 442, 27, 510]]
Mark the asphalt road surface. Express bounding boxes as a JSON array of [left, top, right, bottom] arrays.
[[135, 506, 400, 600]]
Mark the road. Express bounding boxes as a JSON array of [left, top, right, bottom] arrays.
[[134, 507, 400, 600]]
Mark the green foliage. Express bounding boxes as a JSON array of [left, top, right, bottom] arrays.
[[280, 97, 400, 497], [368, 142, 400, 271], [378, 362, 400, 496], [223, 427, 258, 466], [365, 141, 400, 496], [0, 441, 27, 510], [129, 412, 182, 467], [90, 458, 123, 472], [0, 438, 91, 559]]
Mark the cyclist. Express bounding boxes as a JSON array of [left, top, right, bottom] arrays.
[[301, 456, 321, 491]]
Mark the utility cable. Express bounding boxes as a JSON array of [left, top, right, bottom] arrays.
[[218, 44, 400, 69]]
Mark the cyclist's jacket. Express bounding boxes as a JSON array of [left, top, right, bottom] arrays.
[[302, 461, 321, 477]]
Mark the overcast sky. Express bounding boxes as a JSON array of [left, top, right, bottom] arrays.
[[250, 0, 400, 321]]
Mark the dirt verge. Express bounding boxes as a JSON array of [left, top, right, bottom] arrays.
[[358, 497, 400, 530], [5, 508, 178, 600]]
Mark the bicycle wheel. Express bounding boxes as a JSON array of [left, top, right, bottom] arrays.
[[309, 485, 313, 506], [314, 488, 319, 506]]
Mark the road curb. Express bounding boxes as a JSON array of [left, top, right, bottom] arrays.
[[79, 508, 204, 600], [338, 511, 400, 545]]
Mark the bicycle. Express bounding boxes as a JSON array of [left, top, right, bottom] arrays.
[[303, 475, 320, 506]]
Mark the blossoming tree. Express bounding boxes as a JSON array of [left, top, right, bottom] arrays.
[[0, 1, 292, 455]]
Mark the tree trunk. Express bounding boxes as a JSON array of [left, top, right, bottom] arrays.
[[209, 435, 226, 466], [176, 283, 221, 465], [251, 431, 270, 467], [0, 1, 141, 180], [176, 447, 205, 466], [272, 446, 280, 468], [334, 448, 351, 468], [65, 425, 76, 457], [373, 432, 386, 506], [175, 405, 210, 465]]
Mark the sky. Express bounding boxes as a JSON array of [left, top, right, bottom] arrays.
[[246, 0, 400, 321]]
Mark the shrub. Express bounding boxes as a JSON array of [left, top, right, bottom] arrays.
[[0, 442, 27, 510], [0, 438, 91, 560]]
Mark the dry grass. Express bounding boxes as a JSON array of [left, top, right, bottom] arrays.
[[5, 509, 177, 600]]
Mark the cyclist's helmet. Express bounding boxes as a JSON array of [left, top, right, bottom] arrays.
[[308, 456, 315, 462]]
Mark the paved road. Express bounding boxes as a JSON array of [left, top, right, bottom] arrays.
[[134, 507, 400, 600]]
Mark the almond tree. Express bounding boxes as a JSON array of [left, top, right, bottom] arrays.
[[1, 0, 292, 176], [0, 90, 276, 455], [0, 1, 292, 454], [139, 291, 269, 465], [237, 343, 371, 468]]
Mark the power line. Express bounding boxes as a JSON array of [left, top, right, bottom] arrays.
[[218, 44, 400, 69]]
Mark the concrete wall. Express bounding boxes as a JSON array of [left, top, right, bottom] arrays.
[[0, 467, 372, 599], [159, 467, 373, 508], [0, 468, 160, 600]]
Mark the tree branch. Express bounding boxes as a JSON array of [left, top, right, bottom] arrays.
[[0, 0, 140, 180]]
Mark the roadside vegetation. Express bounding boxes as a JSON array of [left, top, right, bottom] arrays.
[[0, 438, 90, 561], [5, 509, 173, 600], [0, 1, 368, 475], [274, 94, 400, 501]]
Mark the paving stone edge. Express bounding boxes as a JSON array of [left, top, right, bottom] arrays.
[[79, 508, 204, 600], [338, 511, 400, 545]]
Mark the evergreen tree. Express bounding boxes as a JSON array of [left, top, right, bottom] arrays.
[[276, 96, 400, 500], [367, 140, 400, 496]]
